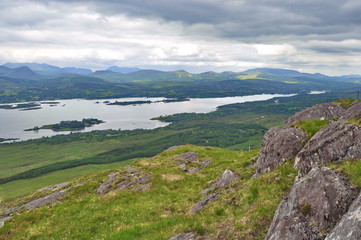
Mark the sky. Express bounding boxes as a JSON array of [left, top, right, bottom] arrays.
[[1, 0, 361, 75]]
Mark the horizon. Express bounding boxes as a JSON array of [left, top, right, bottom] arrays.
[[1, 61, 358, 77], [1, 1, 361, 75]]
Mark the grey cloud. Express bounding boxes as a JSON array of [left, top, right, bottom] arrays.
[[41, 0, 361, 42]]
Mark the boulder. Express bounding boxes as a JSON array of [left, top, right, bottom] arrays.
[[325, 191, 361, 240], [295, 121, 361, 176], [265, 166, 357, 240], [285, 103, 345, 127], [255, 127, 306, 175]]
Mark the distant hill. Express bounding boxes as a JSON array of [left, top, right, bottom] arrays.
[[107, 66, 141, 73], [0, 66, 40, 80], [2, 62, 92, 76]]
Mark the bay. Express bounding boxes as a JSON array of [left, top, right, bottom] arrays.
[[0, 94, 295, 142]]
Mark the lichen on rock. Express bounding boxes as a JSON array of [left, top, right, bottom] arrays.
[[265, 166, 357, 240]]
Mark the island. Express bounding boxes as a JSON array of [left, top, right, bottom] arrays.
[[40, 101, 60, 104], [107, 100, 152, 106], [24, 118, 104, 132], [158, 98, 190, 103], [0, 138, 19, 143], [0, 103, 41, 110]]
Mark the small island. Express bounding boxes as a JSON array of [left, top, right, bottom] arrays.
[[0, 102, 41, 110], [0, 137, 19, 143], [24, 118, 104, 132], [158, 98, 190, 103], [107, 100, 152, 106]]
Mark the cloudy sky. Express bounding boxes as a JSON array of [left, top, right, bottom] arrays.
[[1, 0, 361, 75]]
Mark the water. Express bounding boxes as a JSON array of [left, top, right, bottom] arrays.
[[0, 94, 296, 142]]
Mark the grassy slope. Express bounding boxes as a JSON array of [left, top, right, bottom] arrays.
[[0, 145, 298, 240]]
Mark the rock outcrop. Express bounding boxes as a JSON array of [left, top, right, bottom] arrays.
[[1, 188, 69, 227], [190, 193, 219, 214], [285, 102, 345, 127], [116, 173, 152, 192], [295, 121, 361, 176], [203, 169, 238, 194], [96, 168, 152, 194], [190, 169, 238, 214], [325, 192, 361, 240], [174, 152, 211, 174], [265, 166, 357, 240], [256, 127, 306, 175], [97, 173, 120, 195], [340, 101, 361, 121]]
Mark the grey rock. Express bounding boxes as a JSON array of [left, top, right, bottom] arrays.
[[24, 189, 68, 211], [285, 103, 345, 127], [190, 193, 219, 214], [200, 159, 211, 168], [1, 188, 69, 227], [96, 173, 120, 195], [116, 174, 152, 191], [340, 100, 361, 121], [255, 127, 306, 175], [325, 191, 361, 240], [170, 232, 197, 240], [265, 166, 356, 240], [295, 121, 361, 176], [203, 169, 238, 194], [187, 167, 201, 174], [174, 152, 198, 163], [174, 152, 210, 174]]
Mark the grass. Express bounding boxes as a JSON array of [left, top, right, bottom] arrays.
[[0, 145, 298, 240], [0, 159, 137, 201], [292, 119, 328, 140], [329, 159, 361, 188], [333, 99, 360, 109], [346, 116, 361, 127]]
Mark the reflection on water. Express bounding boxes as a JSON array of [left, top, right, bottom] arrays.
[[0, 94, 295, 142]]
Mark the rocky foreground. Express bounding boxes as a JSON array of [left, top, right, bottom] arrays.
[[257, 100, 361, 240]]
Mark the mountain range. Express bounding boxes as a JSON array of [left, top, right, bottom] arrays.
[[1, 62, 361, 83], [0, 62, 360, 104]]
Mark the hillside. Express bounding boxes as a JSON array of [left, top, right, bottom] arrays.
[[0, 63, 360, 104], [1, 99, 361, 239]]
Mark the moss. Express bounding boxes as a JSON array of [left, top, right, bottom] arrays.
[[333, 99, 360, 109], [300, 204, 311, 215], [346, 116, 361, 127], [329, 159, 361, 188], [292, 119, 328, 140]]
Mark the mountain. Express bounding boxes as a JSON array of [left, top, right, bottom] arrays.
[[2, 62, 92, 76], [0, 66, 39, 80], [107, 66, 141, 73], [1, 99, 361, 239]]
